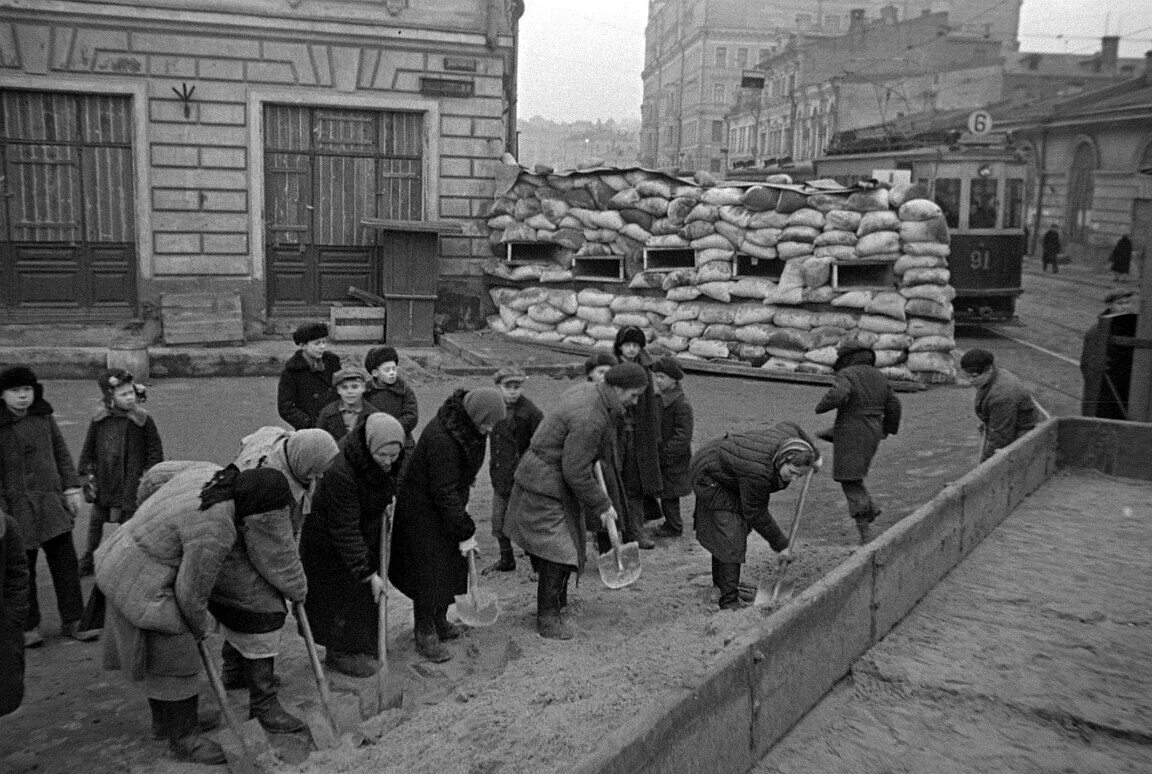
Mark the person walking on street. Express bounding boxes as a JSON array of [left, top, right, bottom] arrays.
[[1110, 234, 1132, 282], [0, 366, 97, 646], [649, 357, 693, 538], [1042, 224, 1061, 274], [388, 388, 505, 663], [301, 413, 405, 678], [613, 326, 663, 550], [1, 507, 29, 718], [484, 367, 543, 575], [960, 349, 1039, 462], [504, 363, 646, 640], [690, 422, 821, 611], [278, 322, 341, 429], [815, 341, 902, 545], [363, 345, 419, 455], [77, 370, 164, 576]]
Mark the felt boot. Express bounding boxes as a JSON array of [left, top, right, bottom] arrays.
[[435, 610, 465, 641], [246, 657, 306, 733], [536, 560, 574, 640], [414, 605, 451, 662], [221, 640, 246, 690], [165, 696, 227, 765], [150, 697, 220, 739], [716, 560, 745, 611]]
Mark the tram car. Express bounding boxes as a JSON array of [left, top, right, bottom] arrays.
[[731, 140, 1028, 321]]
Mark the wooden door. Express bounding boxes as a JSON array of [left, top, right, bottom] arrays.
[[0, 90, 136, 319]]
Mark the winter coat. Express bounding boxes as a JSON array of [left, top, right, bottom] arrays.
[[365, 377, 419, 450], [658, 385, 694, 498], [975, 367, 1039, 460], [504, 381, 624, 570], [388, 391, 485, 607], [814, 364, 901, 482], [1042, 228, 1061, 258], [619, 352, 664, 497], [301, 422, 402, 651], [488, 395, 544, 498], [277, 350, 341, 430], [690, 422, 820, 564], [0, 389, 82, 549], [1110, 236, 1132, 275], [1, 511, 28, 717], [315, 399, 378, 443], [78, 406, 164, 514], [94, 466, 236, 639]]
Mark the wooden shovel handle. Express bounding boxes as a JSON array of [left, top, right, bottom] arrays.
[[593, 462, 624, 568], [378, 503, 393, 667]]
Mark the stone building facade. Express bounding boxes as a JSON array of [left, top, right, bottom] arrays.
[[0, 0, 521, 328]]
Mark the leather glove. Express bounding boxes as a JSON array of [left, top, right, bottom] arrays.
[[366, 573, 386, 603], [458, 536, 479, 556]]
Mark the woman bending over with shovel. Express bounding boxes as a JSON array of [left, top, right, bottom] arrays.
[[690, 423, 821, 611], [389, 388, 505, 663], [504, 362, 647, 640]]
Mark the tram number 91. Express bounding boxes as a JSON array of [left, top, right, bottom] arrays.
[[969, 244, 991, 271]]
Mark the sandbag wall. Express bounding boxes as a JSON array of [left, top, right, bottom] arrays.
[[483, 168, 957, 383]]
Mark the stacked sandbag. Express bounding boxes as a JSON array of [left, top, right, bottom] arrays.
[[484, 166, 960, 383]]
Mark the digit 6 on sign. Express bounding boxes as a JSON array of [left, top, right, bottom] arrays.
[[969, 246, 991, 271]]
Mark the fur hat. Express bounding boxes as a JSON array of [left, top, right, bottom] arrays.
[[332, 366, 369, 386], [0, 366, 38, 393], [292, 322, 329, 345], [604, 362, 648, 389], [650, 357, 684, 381], [959, 348, 994, 375], [462, 388, 507, 429], [365, 345, 400, 374], [614, 326, 647, 349]]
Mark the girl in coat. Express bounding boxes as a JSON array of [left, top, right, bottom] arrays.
[[814, 342, 901, 545], [0, 366, 95, 646], [690, 422, 821, 611], [389, 389, 505, 663], [302, 413, 405, 677], [364, 345, 419, 454], [504, 363, 647, 640], [650, 357, 694, 538], [96, 465, 293, 764], [77, 369, 164, 575], [613, 327, 663, 550]]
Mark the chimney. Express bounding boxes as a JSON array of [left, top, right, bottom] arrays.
[[849, 8, 866, 33], [880, 4, 898, 25], [1101, 36, 1119, 73], [1144, 50, 1152, 85]]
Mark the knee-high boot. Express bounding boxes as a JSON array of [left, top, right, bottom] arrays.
[[246, 656, 306, 733], [716, 561, 744, 610], [156, 695, 226, 764], [536, 560, 574, 640]]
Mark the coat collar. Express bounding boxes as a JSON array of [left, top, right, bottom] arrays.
[[0, 392, 52, 427], [660, 384, 684, 408], [91, 404, 149, 427], [284, 349, 338, 373]]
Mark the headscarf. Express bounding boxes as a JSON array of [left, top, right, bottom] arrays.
[[285, 429, 340, 483], [365, 413, 404, 458], [773, 438, 816, 471], [199, 465, 292, 517], [462, 388, 507, 429]]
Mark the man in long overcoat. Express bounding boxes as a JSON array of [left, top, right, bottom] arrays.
[[814, 342, 901, 544]]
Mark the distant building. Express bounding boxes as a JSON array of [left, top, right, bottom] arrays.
[[0, 0, 522, 329], [639, 0, 1021, 171], [517, 117, 640, 170]]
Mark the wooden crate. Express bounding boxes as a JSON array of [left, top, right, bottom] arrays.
[[160, 293, 245, 345], [330, 305, 387, 342]]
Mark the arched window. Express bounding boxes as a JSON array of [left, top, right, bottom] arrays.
[[1066, 140, 1097, 242]]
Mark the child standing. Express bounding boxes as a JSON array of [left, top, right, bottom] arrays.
[[0, 366, 96, 644], [364, 346, 419, 454], [77, 369, 164, 575], [315, 366, 377, 442], [649, 358, 693, 538], [483, 367, 543, 574], [277, 322, 341, 430]]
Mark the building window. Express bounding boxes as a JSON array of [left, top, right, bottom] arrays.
[[824, 14, 841, 31], [758, 48, 770, 65], [736, 48, 748, 69], [715, 47, 727, 68], [713, 83, 726, 103], [711, 120, 724, 142]]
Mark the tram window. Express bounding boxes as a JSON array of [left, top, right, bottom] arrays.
[[933, 178, 960, 228], [1005, 179, 1024, 228], [969, 178, 999, 229]]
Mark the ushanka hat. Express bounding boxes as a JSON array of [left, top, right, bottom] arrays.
[[0, 366, 38, 393], [365, 345, 400, 373], [650, 357, 684, 381], [292, 321, 329, 345], [614, 326, 647, 349]]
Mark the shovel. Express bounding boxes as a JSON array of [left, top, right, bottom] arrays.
[[295, 603, 363, 749], [375, 503, 405, 712], [197, 640, 270, 774], [594, 463, 641, 589], [755, 470, 813, 608], [453, 549, 500, 627]]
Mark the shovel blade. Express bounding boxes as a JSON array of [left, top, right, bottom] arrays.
[[218, 720, 271, 774], [752, 573, 775, 607], [304, 706, 339, 750], [597, 542, 642, 589], [452, 590, 500, 627]]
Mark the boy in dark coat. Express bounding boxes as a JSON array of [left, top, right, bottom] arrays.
[[613, 326, 663, 549], [650, 357, 693, 538], [1041, 224, 1061, 274], [389, 389, 505, 663], [277, 322, 341, 429], [814, 342, 901, 545], [301, 414, 405, 677], [315, 366, 377, 442], [960, 349, 1039, 462], [77, 369, 164, 575], [484, 366, 544, 574], [1, 508, 29, 718], [363, 345, 419, 454], [0, 366, 96, 646], [690, 422, 821, 611]]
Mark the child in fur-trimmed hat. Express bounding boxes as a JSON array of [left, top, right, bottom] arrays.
[[278, 322, 342, 430]]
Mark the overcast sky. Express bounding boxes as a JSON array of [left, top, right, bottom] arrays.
[[517, 0, 1152, 122]]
